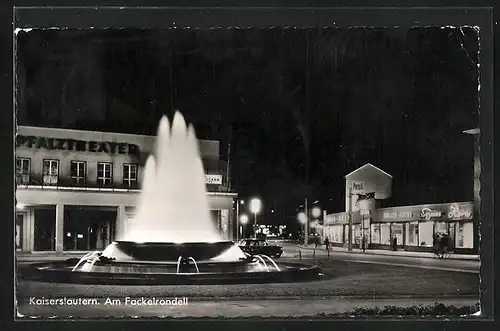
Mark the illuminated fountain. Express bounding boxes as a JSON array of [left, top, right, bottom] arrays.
[[19, 112, 322, 285]]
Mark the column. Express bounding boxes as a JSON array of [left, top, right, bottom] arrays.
[[116, 205, 126, 240], [55, 204, 65, 253], [28, 208, 34, 252]]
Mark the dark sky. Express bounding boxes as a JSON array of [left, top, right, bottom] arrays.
[[15, 27, 479, 226]]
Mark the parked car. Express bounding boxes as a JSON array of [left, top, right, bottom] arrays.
[[238, 238, 283, 258]]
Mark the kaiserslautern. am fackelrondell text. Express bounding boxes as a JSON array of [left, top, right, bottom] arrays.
[[28, 297, 189, 306]]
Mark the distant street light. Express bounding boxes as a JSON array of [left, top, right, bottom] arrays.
[[297, 212, 307, 224], [240, 214, 249, 224], [311, 206, 322, 219], [249, 197, 262, 236]]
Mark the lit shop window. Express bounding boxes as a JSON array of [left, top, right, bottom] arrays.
[[457, 223, 464, 247], [123, 164, 138, 188], [70, 161, 86, 186], [97, 162, 113, 187], [16, 157, 30, 185], [42, 159, 59, 185], [406, 222, 419, 246], [371, 223, 381, 244], [380, 223, 391, 245]]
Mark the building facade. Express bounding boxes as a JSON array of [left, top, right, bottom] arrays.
[[15, 126, 237, 254], [321, 163, 477, 254], [323, 201, 476, 254]]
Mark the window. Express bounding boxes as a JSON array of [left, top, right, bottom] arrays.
[[42, 159, 59, 185], [16, 158, 30, 185], [419, 221, 434, 247], [70, 161, 86, 186], [391, 223, 403, 246], [380, 223, 391, 245], [406, 222, 419, 246], [123, 164, 138, 188], [371, 223, 381, 244], [97, 162, 113, 187], [457, 223, 464, 247]]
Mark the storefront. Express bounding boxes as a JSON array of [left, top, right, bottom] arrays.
[[15, 125, 238, 255], [373, 202, 476, 254], [322, 212, 362, 247]]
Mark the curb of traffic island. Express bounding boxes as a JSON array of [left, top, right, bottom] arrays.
[[296, 246, 480, 262]]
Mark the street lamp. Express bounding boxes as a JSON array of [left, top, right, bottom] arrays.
[[235, 199, 245, 240], [239, 214, 249, 239], [249, 197, 262, 237], [297, 212, 307, 243], [463, 128, 480, 253]]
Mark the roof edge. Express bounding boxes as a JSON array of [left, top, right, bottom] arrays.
[[345, 163, 393, 179]]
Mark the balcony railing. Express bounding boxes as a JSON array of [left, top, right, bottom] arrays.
[[15, 173, 229, 192], [16, 174, 140, 190], [16, 173, 30, 185]]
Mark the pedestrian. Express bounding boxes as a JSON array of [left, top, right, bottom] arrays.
[[433, 234, 440, 258], [324, 237, 330, 251], [392, 236, 398, 251], [362, 235, 366, 252]]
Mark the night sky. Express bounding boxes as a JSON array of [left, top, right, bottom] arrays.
[[15, 27, 479, 226]]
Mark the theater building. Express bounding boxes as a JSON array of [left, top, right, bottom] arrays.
[[15, 126, 237, 254]]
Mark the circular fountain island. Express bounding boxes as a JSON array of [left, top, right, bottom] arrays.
[[19, 112, 322, 285]]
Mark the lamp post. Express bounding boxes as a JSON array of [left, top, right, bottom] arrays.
[[239, 214, 249, 239], [249, 197, 262, 237], [236, 200, 245, 240], [311, 206, 322, 238], [297, 211, 307, 243], [463, 128, 480, 253]]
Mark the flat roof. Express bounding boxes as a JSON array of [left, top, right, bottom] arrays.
[[16, 125, 217, 144]]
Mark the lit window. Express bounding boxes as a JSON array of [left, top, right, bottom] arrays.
[[70, 161, 86, 186], [16, 158, 30, 185], [123, 164, 138, 188], [97, 162, 113, 187], [42, 159, 59, 185]]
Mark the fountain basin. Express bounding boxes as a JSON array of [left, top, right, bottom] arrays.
[[18, 241, 323, 285]]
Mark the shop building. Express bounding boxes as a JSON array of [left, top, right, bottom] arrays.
[[321, 163, 478, 254], [15, 125, 237, 254]]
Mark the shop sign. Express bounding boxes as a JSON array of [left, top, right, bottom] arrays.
[[448, 204, 473, 220], [16, 135, 141, 156], [352, 182, 364, 192], [382, 211, 414, 220], [205, 174, 223, 185], [420, 208, 442, 221], [325, 213, 349, 225]]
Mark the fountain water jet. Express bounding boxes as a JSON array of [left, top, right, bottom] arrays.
[[120, 113, 221, 243]]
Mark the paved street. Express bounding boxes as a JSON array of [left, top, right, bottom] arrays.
[[279, 242, 480, 274]]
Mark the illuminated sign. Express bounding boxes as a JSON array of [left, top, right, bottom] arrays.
[[420, 208, 442, 221], [205, 174, 223, 185], [448, 204, 473, 220], [382, 211, 414, 220], [16, 135, 141, 156]]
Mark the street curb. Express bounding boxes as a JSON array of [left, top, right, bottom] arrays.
[[296, 246, 480, 261]]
